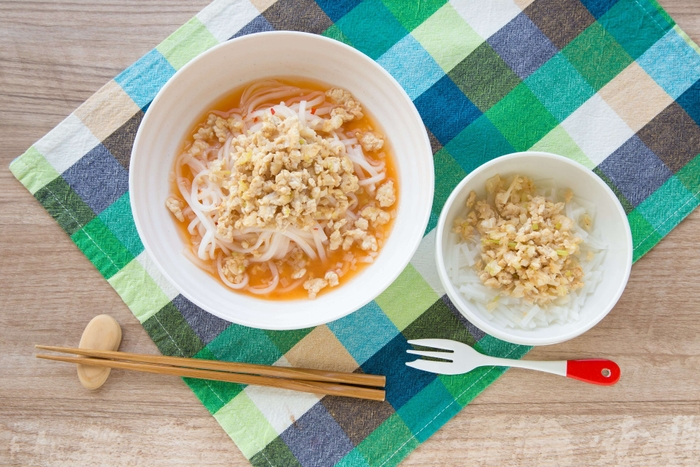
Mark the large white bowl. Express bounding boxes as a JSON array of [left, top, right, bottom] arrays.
[[436, 152, 632, 346], [130, 32, 434, 330]]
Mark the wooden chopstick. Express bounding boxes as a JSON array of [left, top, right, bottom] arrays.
[[35, 346, 385, 401], [36, 345, 385, 387]]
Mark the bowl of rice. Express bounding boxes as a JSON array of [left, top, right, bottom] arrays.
[[436, 152, 632, 346], [130, 32, 433, 330]]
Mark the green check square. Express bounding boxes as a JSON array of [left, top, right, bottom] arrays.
[[445, 114, 515, 174], [108, 257, 171, 323], [562, 21, 633, 91], [397, 378, 459, 442], [599, 0, 671, 59], [475, 334, 531, 359], [635, 176, 698, 237], [322, 24, 354, 47], [486, 83, 559, 152], [426, 211, 439, 235], [627, 210, 661, 262], [9, 146, 59, 195], [250, 437, 302, 467], [335, 0, 408, 60], [185, 376, 240, 415], [524, 53, 595, 122], [592, 168, 634, 215], [35, 176, 95, 236], [375, 264, 438, 331], [214, 392, 278, 459], [438, 365, 507, 407], [185, 349, 243, 414], [357, 413, 418, 466], [411, 3, 483, 72], [676, 153, 700, 195], [208, 323, 282, 365], [264, 327, 314, 355], [650, 0, 676, 29], [402, 298, 476, 346], [530, 126, 593, 169], [335, 450, 370, 467], [333, 448, 372, 467], [448, 42, 521, 112], [98, 192, 144, 257], [71, 217, 134, 279], [142, 302, 205, 357], [432, 147, 467, 219], [381, 0, 447, 32], [156, 17, 218, 70], [439, 335, 530, 405]]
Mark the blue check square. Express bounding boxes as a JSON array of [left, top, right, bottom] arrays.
[[637, 29, 700, 99], [598, 136, 673, 207], [361, 333, 437, 410], [230, 15, 274, 39], [377, 34, 445, 101], [488, 13, 558, 80], [115, 49, 176, 109], [174, 295, 231, 345], [580, 0, 619, 19], [676, 78, 700, 126], [316, 0, 361, 22], [281, 403, 354, 467], [414, 75, 482, 145], [62, 143, 129, 215], [327, 301, 399, 365]]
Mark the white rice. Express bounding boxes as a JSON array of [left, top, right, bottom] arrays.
[[447, 192, 607, 330]]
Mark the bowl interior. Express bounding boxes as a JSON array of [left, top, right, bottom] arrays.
[[436, 152, 632, 345], [130, 32, 433, 330]]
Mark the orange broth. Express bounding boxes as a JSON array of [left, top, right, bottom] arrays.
[[171, 77, 399, 300]]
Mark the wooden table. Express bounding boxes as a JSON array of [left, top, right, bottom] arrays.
[[2, 1, 699, 465]]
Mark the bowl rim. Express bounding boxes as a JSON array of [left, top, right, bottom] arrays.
[[129, 31, 434, 329], [435, 151, 633, 346]]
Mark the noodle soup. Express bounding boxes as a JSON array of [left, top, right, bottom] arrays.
[[167, 78, 399, 300]]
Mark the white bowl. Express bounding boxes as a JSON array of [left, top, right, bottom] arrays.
[[436, 152, 632, 346], [130, 32, 433, 330]]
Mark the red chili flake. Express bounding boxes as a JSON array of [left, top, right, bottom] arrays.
[[270, 108, 276, 115], [310, 108, 316, 115], [253, 117, 258, 122]]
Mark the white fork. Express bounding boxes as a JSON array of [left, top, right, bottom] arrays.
[[406, 339, 620, 386]]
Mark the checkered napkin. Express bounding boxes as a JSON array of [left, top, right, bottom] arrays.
[[10, 0, 700, 465]]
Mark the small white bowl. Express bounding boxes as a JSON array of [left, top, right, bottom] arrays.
[[130, 32, 434, 330], [435, 152, 632, 346]]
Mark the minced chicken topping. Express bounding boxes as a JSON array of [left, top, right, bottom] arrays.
[[453, 175, 585, 306], [169, 87, 396, 298]]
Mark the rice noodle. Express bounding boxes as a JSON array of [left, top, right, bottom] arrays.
[[167, 79, 398, 298], [247, 261, 280, 294], [449, 188, 606, 330]]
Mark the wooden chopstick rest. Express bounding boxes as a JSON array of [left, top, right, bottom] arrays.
[[36, 315, 386, 401], [76, 314, 122, 390]]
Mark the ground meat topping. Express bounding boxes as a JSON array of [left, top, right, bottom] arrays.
[[453, 175, 585, 306]]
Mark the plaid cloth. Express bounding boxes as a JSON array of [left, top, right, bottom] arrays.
[[10, 0, 700, 465]]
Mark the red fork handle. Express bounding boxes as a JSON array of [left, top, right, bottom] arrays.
[[566, 359, 620, 386]]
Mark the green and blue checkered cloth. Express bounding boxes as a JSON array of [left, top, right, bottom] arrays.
[[10, 0, 700, 465]]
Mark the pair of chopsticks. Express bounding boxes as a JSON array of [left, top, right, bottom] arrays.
[[35, 346, 386, 401]]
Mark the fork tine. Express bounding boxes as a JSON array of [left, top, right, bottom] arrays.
[[407, 339, 458, 351], [406, 349, 454, 361], [405, 359, 461, 375]]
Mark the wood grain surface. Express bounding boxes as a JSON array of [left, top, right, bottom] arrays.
[[1, 1, 699, 465]]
